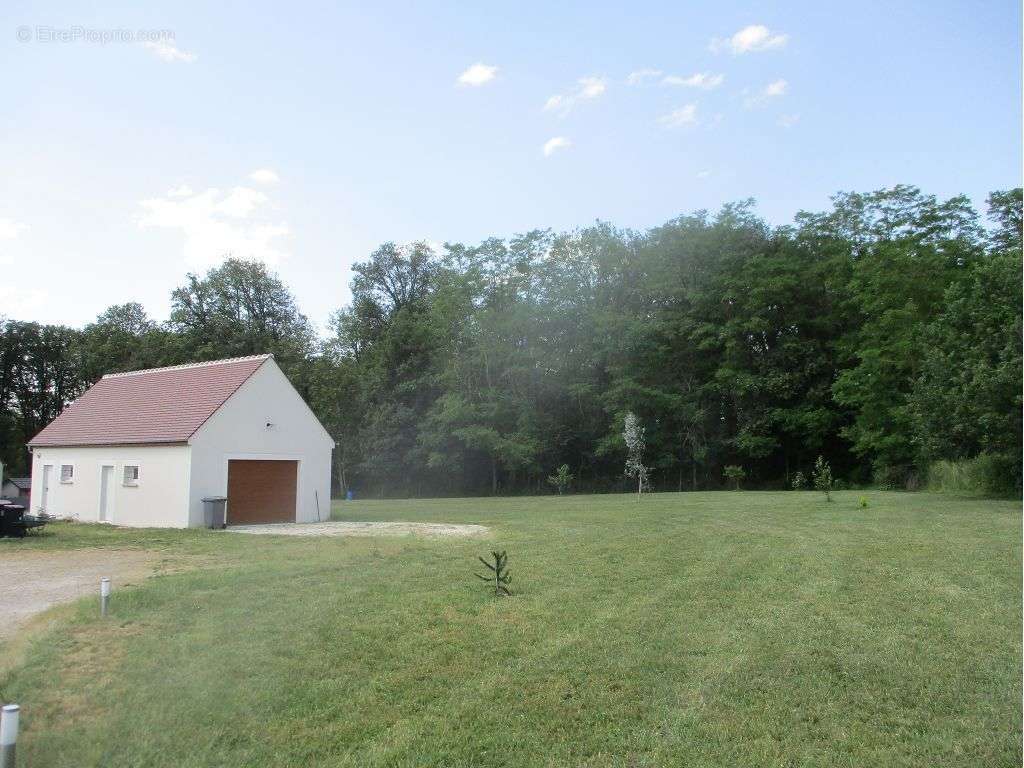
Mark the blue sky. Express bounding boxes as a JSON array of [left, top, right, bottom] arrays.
[[3, 0, 1021, 331]]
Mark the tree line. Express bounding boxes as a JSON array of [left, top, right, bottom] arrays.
[[2, 185, 1020, 497]]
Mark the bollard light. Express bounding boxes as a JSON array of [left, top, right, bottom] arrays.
[[0, 703, 19, 768], [100, 577, 111, 617]]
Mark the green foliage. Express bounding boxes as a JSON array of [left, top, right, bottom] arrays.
[[623, 412, 650, 497], [908, 191, 1023, 492], [819, 186, 985, 475], [169, 259, 316, 378], [1, 185, 1020, 497], [547, 464, 574, 495], [475, 550, 512, 596], [813, 456, 834, 501], [926, 454, 1019, 498], [723, 465, 746, 490], [0, 320, 87, 474], [791, 471, 807, 490], [859, 496, 869, 508]]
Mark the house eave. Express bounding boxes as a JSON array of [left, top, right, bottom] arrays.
[[28, 440, 190, 450]]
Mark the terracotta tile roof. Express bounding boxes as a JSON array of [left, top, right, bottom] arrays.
[[29, 355, 271, 447]]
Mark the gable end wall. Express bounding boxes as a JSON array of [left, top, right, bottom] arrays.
[[186, 359, 333, 526]]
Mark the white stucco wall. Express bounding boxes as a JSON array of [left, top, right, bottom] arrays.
[[186, 359, 334, 527], [29, 444, 190, 527]]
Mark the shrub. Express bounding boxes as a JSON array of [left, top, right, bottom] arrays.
[[723, 465, 745, 490], [859, 496, 869, 508], [812, 456, 834, 502], [791, 471, 807, 490], [547, 464, 574, 495]]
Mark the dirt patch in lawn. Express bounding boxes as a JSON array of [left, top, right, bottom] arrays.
[[226, 521, 489, 538], [0, 549, 161, 645]]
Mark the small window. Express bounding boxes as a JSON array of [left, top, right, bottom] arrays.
[[123, 465, 140, 487], [60, 464, 74, 483]]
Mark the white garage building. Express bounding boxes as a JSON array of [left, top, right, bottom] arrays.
[[28, 354, 334, 528]]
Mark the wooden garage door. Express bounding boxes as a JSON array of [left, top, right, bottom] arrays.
[[227, 460, 297, 524]]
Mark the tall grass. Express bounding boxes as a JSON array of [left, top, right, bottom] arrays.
[[927, 454, 1019, 497]]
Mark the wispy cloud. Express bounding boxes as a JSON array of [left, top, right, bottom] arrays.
[[745, 78, 790, 107], [542, 136, 572, 157], [710, 24, 788, 55], [249, 168, 280, 185], [138, 180, 290, 268], [544, 76, 607, 116], [457, 63, 498, 87], [696, 170, 712, 179], [658, 104, 698, 129], [661, 72, 725, 90], [777, 113, 800, 128], [626, 68, 663, 86], [142, 40, 197, 63], [0, 217, 28, 240]]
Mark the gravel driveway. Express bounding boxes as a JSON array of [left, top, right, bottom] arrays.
[[0, 550, 159, 642], [226, 521, 489, 538]]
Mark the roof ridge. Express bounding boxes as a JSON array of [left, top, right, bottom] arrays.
[[102, 354, 273, 379]]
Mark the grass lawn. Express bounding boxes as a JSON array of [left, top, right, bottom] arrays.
[[1, 491, 1020, 767]]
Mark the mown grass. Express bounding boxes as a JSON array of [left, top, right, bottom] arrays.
[[1, 491, 1020, 767]]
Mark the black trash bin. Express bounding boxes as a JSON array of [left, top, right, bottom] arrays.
[[0, 502, 27, 538], [202, 496, 228, 529]]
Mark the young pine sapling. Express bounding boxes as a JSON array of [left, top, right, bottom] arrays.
[[476, 550, 512, 596]]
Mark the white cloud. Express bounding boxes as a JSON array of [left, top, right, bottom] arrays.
[[777, 113, 800, 128], [542, 136, 572, 157], [142, 40, 197, 63], [578, 77, 606, 99], [696, 170, 712, 179], [745, 79, 789, 107], [661, 72, 725, 90], [249, 168, 280, 185], [710, 24, 788, 55], [544, 76, 607, 116], [213, 187, 268, 218], [544, 94, 565, 111], [457, 63, 498, 87], [138, 181, 290, 268], [658, 104, 698, 129], [626, 68, 663, 85], [0, 218, 28, 240], [167, 184, 194, 198]]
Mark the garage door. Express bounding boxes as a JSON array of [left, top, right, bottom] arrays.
[[227, 460, 298, 524]]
